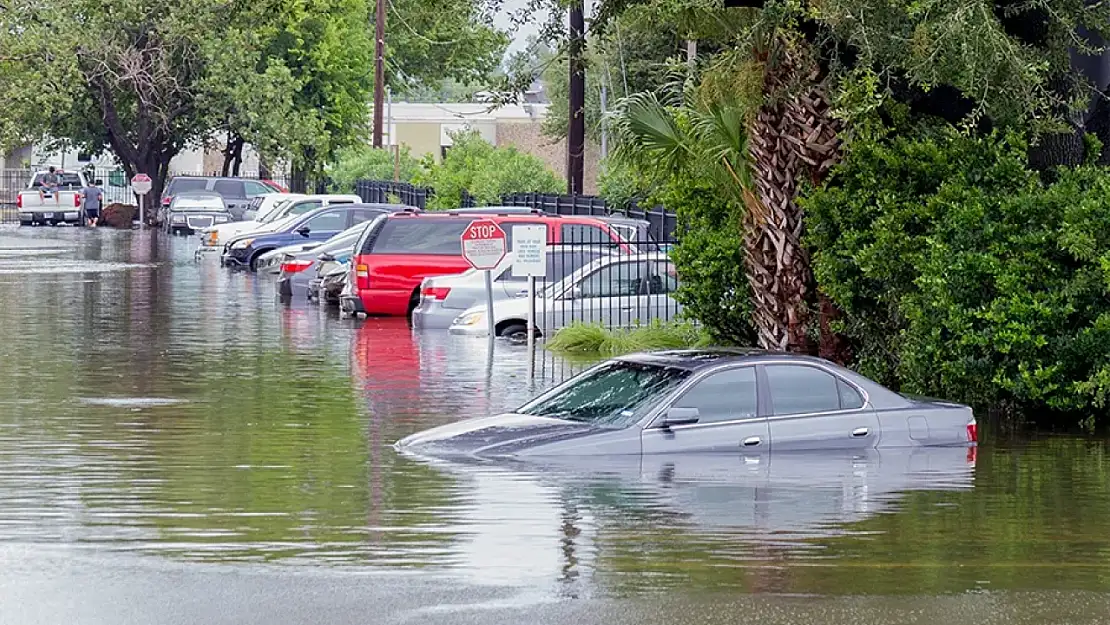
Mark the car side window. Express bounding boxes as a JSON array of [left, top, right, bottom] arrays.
[[670, 367, 758, 424], [838, 378, 865, 409], [350, 209, 384, 226], [213, 180, 245, 198], [647, 261, 679, 294], [766, 365, 843, 416], [303, 211, 346, 232], [290, 201, 322, 215], [562, 224, 619, 249], [243, 181, 272, 197], [577, 262, 646, 298]]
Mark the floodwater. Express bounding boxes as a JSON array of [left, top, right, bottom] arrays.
[[0, 226, 1109, 625]]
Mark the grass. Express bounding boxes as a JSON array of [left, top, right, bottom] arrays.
[[546, 320, 716, 356]]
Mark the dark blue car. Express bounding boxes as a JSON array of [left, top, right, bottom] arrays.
[[221, 203, 414, 270]]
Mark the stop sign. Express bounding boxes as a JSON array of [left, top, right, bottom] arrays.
[[131, 173, 153, 195], [460, 219, 507, 270]]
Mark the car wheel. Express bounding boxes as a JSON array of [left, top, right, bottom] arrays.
[[248, 251, 269, 271], [498, 323, 530, 342]]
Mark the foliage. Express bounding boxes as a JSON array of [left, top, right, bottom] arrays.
[[328, 146, 421, 192], [547, 320, 713, 355], [803, 129, 1110, 425], [413, 130, 562, 209]]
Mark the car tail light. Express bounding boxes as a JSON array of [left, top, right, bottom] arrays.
[[966, 418, 978, 444], [15, 194, 21, 209], [73, 194, 81, 207], [162, 196, 172, 206], [355, 263, 370, 290], [421, 286, 451, 300], [280, 259, 313, 274]]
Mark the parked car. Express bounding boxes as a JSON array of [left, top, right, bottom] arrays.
[[412, 248, 617, 330], [198, 194, 359, 255], [163, 192, 233, 235], [318, 262, 350, 306], [17, 170, 87, 226], [449, 253, 681, 339], [160, 176, 281, 220], [342, 212, 649, 320], [395, 349, 979, 458], [275, 219, 377, 299], [222, 203, 408, 270]]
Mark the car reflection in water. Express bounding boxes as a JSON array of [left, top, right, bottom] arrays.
[[396, 447, 976, 593]]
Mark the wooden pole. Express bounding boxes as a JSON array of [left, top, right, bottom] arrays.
[[372, 0, 386, 148]]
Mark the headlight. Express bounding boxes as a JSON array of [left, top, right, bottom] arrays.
[[454, 311, 485, 326], [214, 215, 229, 223], [231, 238, 254, 249], [171, 214, 186, 223]]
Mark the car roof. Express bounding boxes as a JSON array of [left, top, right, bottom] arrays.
[[616, 349, 845, 372], [594, 215, 651, 227]]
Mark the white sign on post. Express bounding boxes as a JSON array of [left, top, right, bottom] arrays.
[[511, 225, 548, 277], [131, 173, 152, 228]]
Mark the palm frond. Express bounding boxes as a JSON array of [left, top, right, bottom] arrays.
[[609, 90, 692, 174]]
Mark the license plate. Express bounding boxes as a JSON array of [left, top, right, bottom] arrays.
[[42, 212, 54, 219]]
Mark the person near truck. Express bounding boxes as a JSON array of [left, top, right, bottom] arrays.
[[81, 179, 104, 227]]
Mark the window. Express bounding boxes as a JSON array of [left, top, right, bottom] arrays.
[[647, 261, 679, 294], [562, 224, 617, 248], [350, 208, 385, 226], [670, 367, 758, 424], [577, 262, 647, 298], [289, 201, 322, 215], [168, 178, 208, 194], [302, 210, 346, 233], [369, 219, 470, 254], [212, 180, 246, 198], [766, 365, 843, 416], [838, 378, 865, 410], [517, 361, 691, 428], [244, 181, 273, 197]]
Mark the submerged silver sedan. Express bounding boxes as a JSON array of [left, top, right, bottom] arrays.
[[395, 349, 978, 458]]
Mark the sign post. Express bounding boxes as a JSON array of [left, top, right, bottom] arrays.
[[460, 219, 507, 340], [511, 225, 548, 370], [131, 173, 153, 229]]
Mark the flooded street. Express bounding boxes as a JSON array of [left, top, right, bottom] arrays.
[[1, 226, 1109, 624]]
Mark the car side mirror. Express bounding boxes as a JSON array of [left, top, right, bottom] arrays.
[[661, 407, 699, 428], [296, 225, 311, 237], [318, 252, 335, 262]]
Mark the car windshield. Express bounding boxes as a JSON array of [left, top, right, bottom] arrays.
[[259, 199, 294, 223], [516, 361, 690, 428]]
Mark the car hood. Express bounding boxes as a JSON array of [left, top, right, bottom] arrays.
[[395, 413, 605, 458]]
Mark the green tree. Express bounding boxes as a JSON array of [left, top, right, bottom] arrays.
[[328, 145, 422, 192], [413, 129, 563, 209]]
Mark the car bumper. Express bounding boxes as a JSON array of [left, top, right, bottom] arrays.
[[19, 210, 82, 223], [411, 302, 464, 330], [340, 293, 366, 316], [448, 322, 489, 336], [221, 248, 252, 267]]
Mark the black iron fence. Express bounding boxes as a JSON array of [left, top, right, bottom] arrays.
[[466, 191, 678, 240], [353, 180, 432, 207], [512, 236, 683, 338]]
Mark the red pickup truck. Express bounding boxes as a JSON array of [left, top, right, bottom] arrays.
[[341, 211, 642, 319]]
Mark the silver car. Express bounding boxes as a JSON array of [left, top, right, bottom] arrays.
[[412, 248, 617, 330], [395, 349, 979, 457], [448, 252, 682, 339]]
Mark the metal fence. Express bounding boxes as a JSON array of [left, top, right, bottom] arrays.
[[353, 180, 432, 208], [527, 236, 683, 338], [473, 192, 678, 240]]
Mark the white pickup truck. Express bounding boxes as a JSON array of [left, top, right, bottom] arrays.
[[17, 170, 88, 226]]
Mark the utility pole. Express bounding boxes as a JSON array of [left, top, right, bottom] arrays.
[[372, 0, 386, 148], [567, 0, 585, 195]]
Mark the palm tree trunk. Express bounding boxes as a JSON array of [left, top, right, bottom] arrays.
[[746, 44, 840, 353]]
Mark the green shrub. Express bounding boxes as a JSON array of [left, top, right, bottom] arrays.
[[646, 169, 756, 346], [547, 320, 713, 355], [328, 145, 421, 192], [803, 129, 1110, 427], [413, 129, 562, 209]]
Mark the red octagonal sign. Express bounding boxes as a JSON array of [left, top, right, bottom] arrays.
[[460, 219, 507, 270]]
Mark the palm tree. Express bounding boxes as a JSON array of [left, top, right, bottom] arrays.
[[611, 37, 841, 354]]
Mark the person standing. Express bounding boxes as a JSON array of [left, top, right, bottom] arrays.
[[82, 179, 104, 227]]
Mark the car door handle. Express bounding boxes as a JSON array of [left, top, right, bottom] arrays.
[[852, 427, 870, 437], [742, 436, 762, 446]]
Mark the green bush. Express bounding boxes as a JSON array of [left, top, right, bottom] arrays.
[[646, 170, 756, 346], [413, 129, 562, 209], [547, 320, 713, 356], [328, 145, 421, 192], [803, 129, 1110, 427]]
